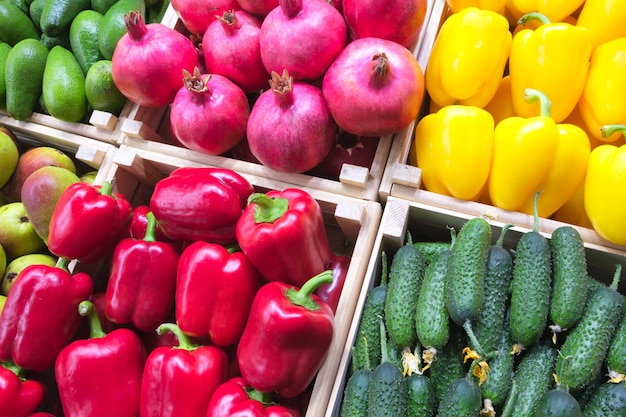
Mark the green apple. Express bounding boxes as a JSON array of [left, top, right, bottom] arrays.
[[1, 253, 57, 295], [0, 131, 19, 189], [80, 170, 98, 185], [0, 202, 45, 261]]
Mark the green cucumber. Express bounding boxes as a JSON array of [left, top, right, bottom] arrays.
[[435, 372, 482, 417], [509, 193, 552, 351], [445, 217, 491, 327], [534, 386, 582, 417], [480, 321, 515, 409], [406, 374, 435, 417], [415, 249, 450, 350], [339, 369, 372, 417], [555, 265, 624, 391], [549, 226, 589, 336], [474, 224, 513, 353], [429, 323, 467, 405], [413, 241, 451, 265], [581, 381, 626, 417], [385, 242, 426, 348], [606, 301, 626, 379]]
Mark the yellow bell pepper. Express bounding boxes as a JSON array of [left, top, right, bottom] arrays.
[[411, 105, 495, 201], [584, 124, 626, 245], [425, 7, 511, 109], [576, 0, 626, 51], [488, 88, 559, 211], [483, 75, 515, 125], [445, 0, 506, 15], [578, 37, 626, 143], [552, 182, 594, 229], [506, 0, 584, 23], [509, 12, 592, 123]]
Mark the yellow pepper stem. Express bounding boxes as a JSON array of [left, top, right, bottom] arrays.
[[518, 11, 551, 26], [524, 88, 552, 117], [600, 124, 626, 140]]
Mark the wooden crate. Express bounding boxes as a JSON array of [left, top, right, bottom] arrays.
[[95, 145, 383, 417], [114, 0, 439, 202], [326, 196, 626, 417]]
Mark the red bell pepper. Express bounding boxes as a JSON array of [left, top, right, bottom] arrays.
[[128, 204, 172, 242], [150, 167, 254, 243], [315, 254, 351, 313], [0, 362, 46, 417], [176, 241, 263, 347], [205, 377, 300, 417], [28, 413, 56, 417], [140, 323, 229, 417], [0, 258, 93, 371], [55, 300, 146, 417], [47, 181, 133, 264], [235, 188, 333, 286], [105, 211, 180, 332], [237, 270, 335, 398]]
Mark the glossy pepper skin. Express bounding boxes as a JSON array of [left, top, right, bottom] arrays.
[[236, 188, 332, 286], [105, 212, 180, 332], [0, 362, 45, 417], [237, 271, 334, 398], [140, 323, 229, 417], [445, 0, 505, 14], [150, 167, 254, 244], [315, 254, 351, 314], [206, 377, 300, 417], [411, 104, 495, 201], [506, 0, 584, 23], [576, 0, 626, 51], [0, 258, 93, 371], [176, 241, 263, 347], [488, 88, 559, 211], [578, 37, 626, 143], [425, 7, 511, 108], [47, 181, 133, 264], [509, 12, 592, 123], [55, 300, 146, 417], [128, 204, 172, 242]]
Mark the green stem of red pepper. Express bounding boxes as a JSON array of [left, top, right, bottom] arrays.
[[523, 88, 552, 117], [248, 193, 289, 223], [55, 257, 70, 272], [285, 270, 333, 311], [245, 386, 274, 405], [78, 300, 106, 339], [518, 11, 551, 26], [600, 124, 626, 139], [98, 180, 113, 197], [1, 361, 22, 378], [156, 323, 199, 351], [143, 212, 157, 243]]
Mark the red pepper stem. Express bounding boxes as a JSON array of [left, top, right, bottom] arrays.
[[600, 124, 626, 139], [518, 11, 550, 26], [285, 270, 333, 311], [248, 193, 289, 223], [55, 257, 70, 271], [156, 323, 199, 351], [2, 361, 23, 377], [246, 387, 275, 405], [98, 180, 113, 196], [225, 243, 241, 254], [143, 211, 157, 243], [524, 88, 552, 118], [78, 300, 107, 339]]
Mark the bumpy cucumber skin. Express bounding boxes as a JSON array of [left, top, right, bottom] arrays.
[[352, 285, 388, 372], [339, 369, 372, 417], [429, 324, 467, 405], [556, 286, 624, 391], [445, 217, 491, 326], [385, 245, 426, 348], [413, 241, 451, 265], [506, 339, 557, 417], [534, 389, 582, 417], [582, 381, 626, 417], [509, 231, 552, 349], [606, 301, 626, 376], [415, 249, 450, 349], [474, 244, 513, 353], [435, 377, 482, 417], [367, 362, 408, 417], [406, 374, 435, 417], [480, 326, 514, 409], [549, 226, 588, 331]]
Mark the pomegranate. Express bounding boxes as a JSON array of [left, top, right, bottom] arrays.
[[259, 0, 348, 81], [307, 132, 380, 180], [342, 0, 427, 48], [171, 0, 240, 36], [203, 9, 270, 93], [247, 70, 337, 173], [111, 11, 199, 107], [322, 37, 425, 137], [236, 0, 278, 17], [169, 67, 250, 155]]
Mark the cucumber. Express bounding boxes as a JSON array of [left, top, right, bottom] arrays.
[[415, 249, 450, 350], [549, 226, 588, 336], [555, 266, 624, 391], [406, 374, 435, 417], [474, 224, 513, 353], [0, 2, 39, 46], [413, 241, 451, 265], [385, 243, 426, 348], [386, 336, 406, 372], [40, 0, 91, 37], [509, 193, 552, 351], [534, 387, 582, 417], [339, 369, 372, 417], [606, 301, 626, 380], [429, 323, 467, 405], [480, 322, 514, 409], [581, 381, 626, 417], [445, 217, 491, 327], [435, 376, 482, 417]]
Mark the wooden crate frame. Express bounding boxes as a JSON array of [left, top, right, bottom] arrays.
[[326, 196, 626, 417], [94, 145, 383, 417]]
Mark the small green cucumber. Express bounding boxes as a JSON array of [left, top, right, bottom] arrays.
[[435, 376, 482, 417], [339, 369, 372, 417], [534, 386, 582, 417], [413, 241, 451, 265], [429, 323, 467, 405], [406, 374, 435, 417], [385, 243, 426, 348], [445, 217, 491, 327], [555, 266, 624, 391], [509, 193, 552, 351], [549, 226, 589, 335], [606, 300, 626, 379], [415, 249, 450, 350], [581, 381, 626, 417], [480, 323, 515, 409]]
